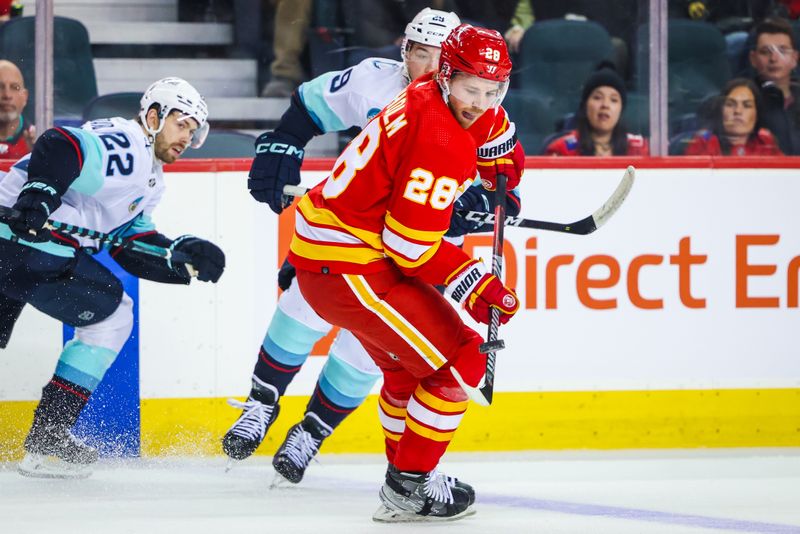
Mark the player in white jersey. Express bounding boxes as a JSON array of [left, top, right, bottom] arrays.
[[225, 8, 525, 484], [0, 77, 226, 479]]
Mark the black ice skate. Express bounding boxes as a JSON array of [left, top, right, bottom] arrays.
[[222, 377, 280, 462], [372, 464, 476, 522], [18, 424, 98, 479], [18, 379, 97, 479], [272, 412, 332, 485]]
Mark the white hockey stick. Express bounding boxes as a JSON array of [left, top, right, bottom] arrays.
[[282, 165, 635, 235]]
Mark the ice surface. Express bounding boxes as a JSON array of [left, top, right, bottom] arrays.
[[2, 449, 799, 534]]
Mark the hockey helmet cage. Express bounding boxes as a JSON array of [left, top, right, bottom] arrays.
[[139, 77, 209, 148], [438, 24, 512, 108]]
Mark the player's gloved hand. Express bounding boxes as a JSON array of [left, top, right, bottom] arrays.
[[247, 130, 304, 215], [170, 235, 226, 283], [277, 258, 296, 291], [477, 139, 525, 192], [7, 181, 61, 242], [445, 259, 519, 325], [446, 185, 491, 238]]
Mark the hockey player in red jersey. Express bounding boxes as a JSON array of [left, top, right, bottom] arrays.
[[288, 24, 520, 522]]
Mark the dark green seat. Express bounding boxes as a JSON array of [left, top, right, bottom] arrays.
[[502, 89, 560, 155], [0, 16, 97, 122], [634, 20, 730, 129], [183, 130, 256, 159], [622, 91, 649, 135], [83, 92, 143, 122], [518, 20, 615, 120]]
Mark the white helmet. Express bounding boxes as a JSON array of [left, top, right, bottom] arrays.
[[401, 8, 461, 69], [139, 77, 209, 148]]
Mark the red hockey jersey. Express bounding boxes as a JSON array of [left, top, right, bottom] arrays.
[[288, 73, 507, 286]]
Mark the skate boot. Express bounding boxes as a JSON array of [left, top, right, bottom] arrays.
[[222, 378, 280, 461], [373, 464, 476, 522], [272, 412, 332, 485], [18, 379, 97, 479]]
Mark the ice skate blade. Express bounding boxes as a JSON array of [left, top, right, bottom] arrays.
[[372, 503, 476, 523], [269, 471, 295, 489], [17, 453, 92, 480], [224, 458, 236, 473]]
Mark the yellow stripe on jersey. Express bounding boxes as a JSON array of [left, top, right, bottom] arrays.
[[297, 195, 383, 250], [384, 238, 441, 269], [343, 274, 447, 370], [379, 396, 407, 418], [385, 212, 445, 243], [414, 385, 468, 414], [289, 237, 385, 265], [405, 416, 456, 442], [486, 116, 510, 142]]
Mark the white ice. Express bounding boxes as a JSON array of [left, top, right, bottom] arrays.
[[2, 449, 800, 534]]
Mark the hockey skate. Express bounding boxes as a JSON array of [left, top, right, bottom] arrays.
[[271, 412, 332, 486], [222, 378, 280, 462], [18, 427, 98, 479], [372, 465, 476, 522]]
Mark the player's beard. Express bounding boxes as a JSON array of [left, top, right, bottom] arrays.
[[153, 134, 185, 164]]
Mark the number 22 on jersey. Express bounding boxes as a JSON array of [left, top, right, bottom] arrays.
[[322, 116, 459, 210]]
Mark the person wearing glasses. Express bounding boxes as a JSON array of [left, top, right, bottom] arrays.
[[749, 17, 800, 154]]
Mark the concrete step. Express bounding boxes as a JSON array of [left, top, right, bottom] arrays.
[[94, 58, 257, 98], [20, 0, 177, 23], [85, 21, 233, 46]]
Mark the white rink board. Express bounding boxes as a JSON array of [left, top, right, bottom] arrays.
[[1, 167, 798, 401]]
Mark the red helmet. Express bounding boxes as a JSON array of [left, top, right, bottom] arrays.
[[438, 24, 512, 84]]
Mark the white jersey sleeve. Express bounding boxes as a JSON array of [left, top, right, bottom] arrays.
[[0, 118, 164, 254], [298, 57, 408, 133]]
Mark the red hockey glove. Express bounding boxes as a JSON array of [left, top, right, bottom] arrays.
[[477, 139, 525, 192], [445, 260, 519, 325]]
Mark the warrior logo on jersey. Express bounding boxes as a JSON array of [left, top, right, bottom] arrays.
[[128, 196, 144, 213]]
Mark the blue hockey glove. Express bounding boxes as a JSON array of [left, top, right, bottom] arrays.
[[446, 186, 491, 238], [8, 181, 61, 242], [170, 236, 226, 283], [247, 131, 304, 215]]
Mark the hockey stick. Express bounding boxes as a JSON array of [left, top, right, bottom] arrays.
[[281, 165, 635, 235], [474, 173, 508, 406], [0, 206, 197, 276]]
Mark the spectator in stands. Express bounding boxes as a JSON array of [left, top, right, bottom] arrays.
[[545, 64, 648, 156], [684, 78, 783, 155], [749, 17, 800, 154], [451, 1, 534, 53], [0, 60, 34, 159], [261, 0, 312, 97]]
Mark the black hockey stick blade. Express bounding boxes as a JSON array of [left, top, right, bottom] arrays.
[[456, 165, 636, 234]]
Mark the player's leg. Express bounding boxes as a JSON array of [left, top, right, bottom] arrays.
[[296, 268, 483, 521], [272, 329, 382, 483], [7, 247, 131, 478], [222, 277, 333, 460]]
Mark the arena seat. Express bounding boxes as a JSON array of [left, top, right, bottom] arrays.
[[183, 130, 256, 159], [83, 92, 143, 122], [0, 16, 97, 122], [517, 20, 615, 120]]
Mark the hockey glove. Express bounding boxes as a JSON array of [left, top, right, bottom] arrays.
[[248, 130, 304, 215], [477, 139, 525, 192], [445, 260, 519, 325], [446, 185, 491, 238], [170, 236, 226, 283], [8, 181, 61, 242], [277, 258, 296, 291]]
